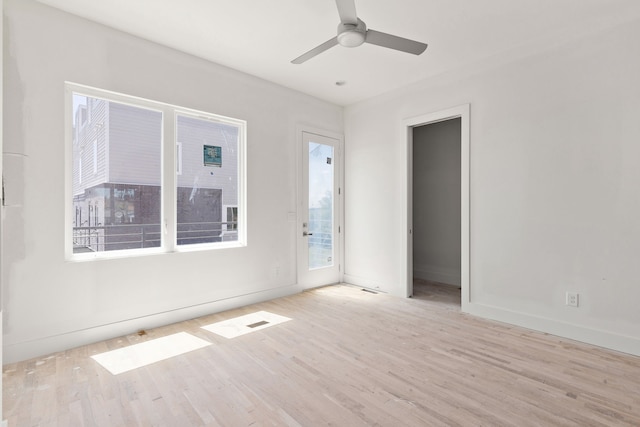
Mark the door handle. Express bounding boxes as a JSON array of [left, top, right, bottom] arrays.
[[303, 231, 313, 236]]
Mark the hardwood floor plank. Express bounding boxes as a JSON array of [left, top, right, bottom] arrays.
[[4, 282, 640, 426]]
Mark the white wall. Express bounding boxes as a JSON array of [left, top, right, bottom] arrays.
[[344, 18, 640, 355], [2, 0, 342, 363], [413, 118, 461, 286]]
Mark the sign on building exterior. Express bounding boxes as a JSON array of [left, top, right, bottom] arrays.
[[203, 145, 222, 167]]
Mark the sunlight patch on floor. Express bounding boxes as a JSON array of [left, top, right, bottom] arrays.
[[91, 332, 211, 375], [201, 311, 291, 339], [313, 284, 383, 301]]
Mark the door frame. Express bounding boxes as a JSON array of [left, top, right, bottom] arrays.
[[1, 0, 5, 419], [400, 104, 470, 310], [296, 126, 345, 289]]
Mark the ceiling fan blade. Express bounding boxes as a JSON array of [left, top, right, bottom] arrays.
[[335, 0, 358, 24], [365, 29, 428, 55], [291, 37, 339, 64]]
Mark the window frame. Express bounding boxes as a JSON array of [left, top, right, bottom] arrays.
[[65, 82, 247, 261]]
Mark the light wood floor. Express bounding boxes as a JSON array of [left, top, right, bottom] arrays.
[[4, 281, 640, 426]]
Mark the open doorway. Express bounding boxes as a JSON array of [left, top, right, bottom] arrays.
[[401, 104, 469, 308], [412, 118, 461, 304]]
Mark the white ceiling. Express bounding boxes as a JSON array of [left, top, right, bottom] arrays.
[[36, 0, 640, 106]]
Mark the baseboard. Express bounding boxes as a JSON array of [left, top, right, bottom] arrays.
[[3, 284, 302, 364], [342, 274, 388, 293], [413, 264, 460, 286], [464, 301, 640, 357]]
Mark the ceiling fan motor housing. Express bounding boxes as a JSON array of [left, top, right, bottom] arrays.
[[337, 18, 367, 47]]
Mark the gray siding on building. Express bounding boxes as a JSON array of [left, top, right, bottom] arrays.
[[74, 99, 238, 205], [108, 102, 162, 185], [72, 97, 109, 196]]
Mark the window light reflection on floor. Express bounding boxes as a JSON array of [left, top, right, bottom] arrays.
[[91, 332, 211, 375], [201, 311, 291, 339]]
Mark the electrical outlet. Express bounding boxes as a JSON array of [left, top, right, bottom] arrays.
[[566, 292, 579, 307]]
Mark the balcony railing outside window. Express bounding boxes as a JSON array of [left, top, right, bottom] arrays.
[[72, 221, 238, 253]]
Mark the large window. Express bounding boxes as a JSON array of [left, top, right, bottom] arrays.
[[67, 83, 246, 259]]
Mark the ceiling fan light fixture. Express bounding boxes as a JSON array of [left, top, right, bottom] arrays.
[[337, 19, 366, 47]]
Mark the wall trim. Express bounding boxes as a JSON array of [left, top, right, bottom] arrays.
[[413, 264, 461, 286], [4, 284, 302, 364], [400, 104, 470, 303], [343, 274, 388, 293], [466, 301, 640, 357]]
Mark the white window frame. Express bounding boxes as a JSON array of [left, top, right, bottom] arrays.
[[65, 82, 247, 261]]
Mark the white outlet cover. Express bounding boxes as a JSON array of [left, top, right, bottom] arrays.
[[566, 292, 579, 307]]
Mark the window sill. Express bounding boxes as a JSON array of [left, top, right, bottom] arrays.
[[67, 241, 246, 262]]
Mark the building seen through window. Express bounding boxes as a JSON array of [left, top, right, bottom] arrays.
[[72, 92, 241, 254]]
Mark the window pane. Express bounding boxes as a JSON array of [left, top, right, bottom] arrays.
[[72, 93, 162, 253], [308, 142, 334, 269], [176, 115, 239, 246]]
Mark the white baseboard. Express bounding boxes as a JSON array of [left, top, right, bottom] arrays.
[[464, 301, 640, 357], [3, 284, 302, 364], [413, 264, 460, 286], [342, 274, 388, 293], [344, 275, 639, 356]]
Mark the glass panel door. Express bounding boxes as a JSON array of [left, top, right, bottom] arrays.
[[298, 131, 341, 288], [308, 142, 334, 269]]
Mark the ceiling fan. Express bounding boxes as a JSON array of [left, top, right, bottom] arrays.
[[291, 0, 428, 64]]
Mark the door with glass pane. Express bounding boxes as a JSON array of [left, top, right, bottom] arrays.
[[298, 131, 341, 288]]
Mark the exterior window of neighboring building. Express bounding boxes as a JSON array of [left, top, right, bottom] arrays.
[[79, 105, 87, 127], [225, 206, 238, 231], [78, 154, 83, 184], [67, 83, 246, 259], [92, 139, 98, 175], [176, 142, 183, 175]]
